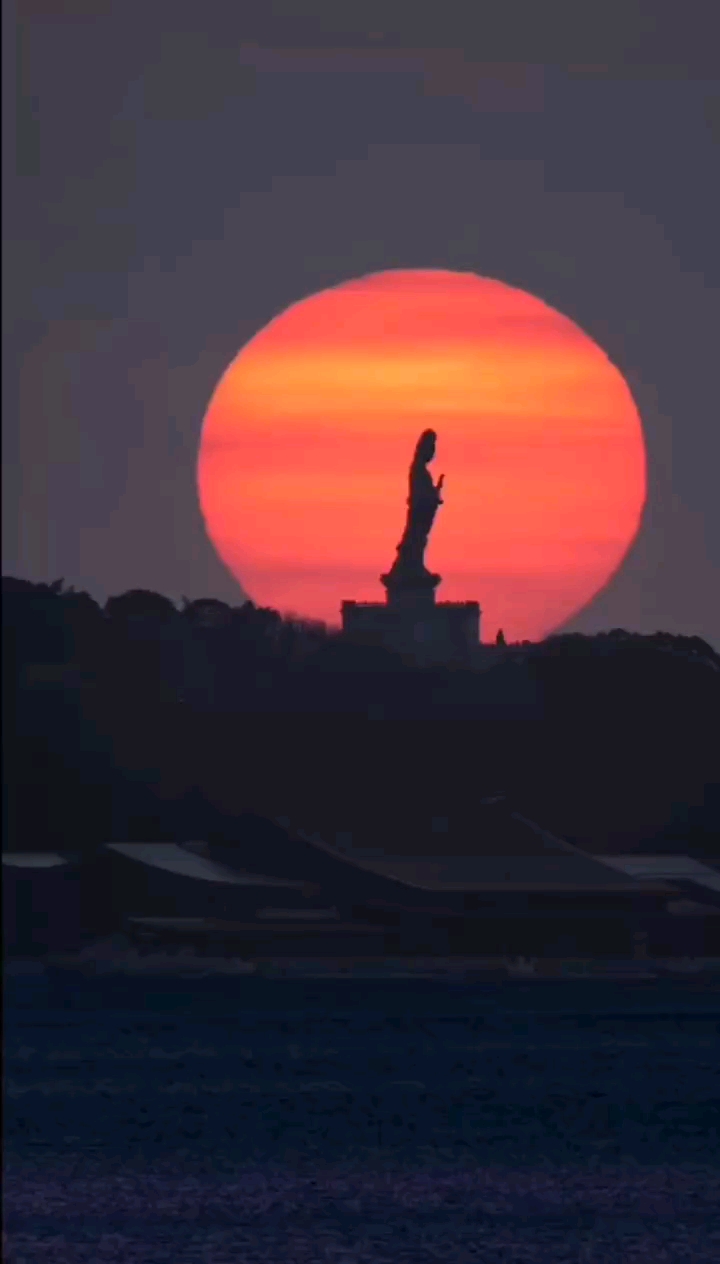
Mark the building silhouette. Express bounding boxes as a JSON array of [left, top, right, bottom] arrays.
[[5, 799, 719, 965]]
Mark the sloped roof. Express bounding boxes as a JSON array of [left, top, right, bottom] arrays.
[[187, 806, 684, 897], [597, 855, 720, 893], [328, 852, 658, 891], [105, 843, 307, 888], [205, 817, 456, 905], [2, 852, 68, 868], [666, 898, 720, 917], [300, 811, 669, 891], [297, 803, 583, 862]]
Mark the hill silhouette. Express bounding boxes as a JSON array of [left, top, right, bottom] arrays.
[[3, 577, 718, 862]]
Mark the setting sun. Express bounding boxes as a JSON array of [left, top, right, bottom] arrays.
[[198, 270, 646, 642]]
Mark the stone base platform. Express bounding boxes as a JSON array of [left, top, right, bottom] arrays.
[[341, 598, 480, 665]]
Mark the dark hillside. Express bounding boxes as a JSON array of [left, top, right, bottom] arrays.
[[3, 579, 718, 860]]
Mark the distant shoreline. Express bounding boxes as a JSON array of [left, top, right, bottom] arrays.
[[6, 951, 720, 981]]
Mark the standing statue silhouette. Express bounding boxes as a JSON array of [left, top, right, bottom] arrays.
[[382, 429, 444, 599]]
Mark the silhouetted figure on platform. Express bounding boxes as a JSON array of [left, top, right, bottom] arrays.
[[382, 429, 444, 603]]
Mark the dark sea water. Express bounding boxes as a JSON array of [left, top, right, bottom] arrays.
[[4, 968, 720, 1261]]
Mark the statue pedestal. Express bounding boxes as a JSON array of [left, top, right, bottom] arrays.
[[380, 567, 441, 611], [342, 571, 481, 665]]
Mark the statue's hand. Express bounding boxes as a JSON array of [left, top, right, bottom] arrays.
[[436, 474, 445, 495]]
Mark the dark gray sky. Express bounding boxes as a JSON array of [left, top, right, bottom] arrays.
[[3, 2, 719, 644]]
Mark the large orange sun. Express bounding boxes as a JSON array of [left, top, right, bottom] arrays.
[[198, 270, 646, 642]]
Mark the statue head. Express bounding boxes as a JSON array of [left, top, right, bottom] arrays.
[[415, 429, 437, 465]]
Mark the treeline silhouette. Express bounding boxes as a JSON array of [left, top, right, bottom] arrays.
[[3, 576, 719, 860]]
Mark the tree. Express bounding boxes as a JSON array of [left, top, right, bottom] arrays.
[[61, 589, 105, 662], [2, 577, 69, 663], [105, 589, 178, 626], [181, 598, 233, 629]]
